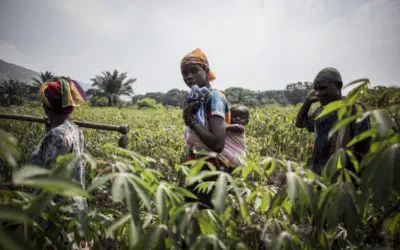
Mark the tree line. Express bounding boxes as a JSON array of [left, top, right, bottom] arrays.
[[0, 70, 136, 107], [0, 70, 397, 108]]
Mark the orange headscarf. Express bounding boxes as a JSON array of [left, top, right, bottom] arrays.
[[180, 48, 216, 81]]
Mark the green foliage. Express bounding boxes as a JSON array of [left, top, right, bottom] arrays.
[[0, 78, 399, 249], [132, 92, 165, 105], [1, 104, 313, 166], [132, 87, 289, 108], [360, 85, 400, 109], [224, 87, 259, 107], [162, 89, 187, 108], [87, 70, 136, 106], [285, 81, 313, 105], [89, 95, 109, 107], [137, 98, 160, 109], [0, 79, 32, 106], [224, 87, 288, 107], [31, 71, 55, 89]]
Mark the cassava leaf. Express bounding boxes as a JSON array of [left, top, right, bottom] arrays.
[[12, 166, 50, 183], [328, 115, 359, 139], [315, 100, 344, 120], [0, 204, 32, 223], [212, 173, 228, 214], [373, 110, 394, 139], [15, 176, 89, 198], [155, 182, 168, 222], [346, 129, 377, 147]]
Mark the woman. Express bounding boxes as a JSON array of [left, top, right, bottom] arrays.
[[181, 48, 231, 208], [32, 77, 87, 189], [31, 77, 90, 249]]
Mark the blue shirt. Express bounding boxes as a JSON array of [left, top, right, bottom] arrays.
[[204, 89, 230, 123]]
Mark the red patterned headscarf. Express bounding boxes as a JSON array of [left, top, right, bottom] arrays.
[[39, 77, 87, 114], [181, 48, 216, 81]]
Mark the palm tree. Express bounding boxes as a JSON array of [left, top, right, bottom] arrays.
[[32, 71, 56, 89], [27, 71, 55, 99], [0, 79, 29, 106], [87, 70, 136, 106]]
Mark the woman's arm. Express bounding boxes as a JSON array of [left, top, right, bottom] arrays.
[[183, 99, 227, 153], [190, 116, 226, 153]]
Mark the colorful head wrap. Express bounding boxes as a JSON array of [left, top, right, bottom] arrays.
[[181, 48, 216, 81], [39, 77, 88, 114]]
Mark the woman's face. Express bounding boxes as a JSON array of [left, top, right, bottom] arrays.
[[181, 64, 208, 88]]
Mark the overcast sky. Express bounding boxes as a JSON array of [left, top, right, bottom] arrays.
[[1, 0, 399, 94]]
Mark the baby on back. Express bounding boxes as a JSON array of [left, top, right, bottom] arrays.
[[184, 84, 249, 167], [220, 105, 249, 167]]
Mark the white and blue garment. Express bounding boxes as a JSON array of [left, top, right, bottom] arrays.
[[186, 85, 210, 126]]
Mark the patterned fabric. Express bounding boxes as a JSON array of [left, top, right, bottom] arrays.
[[184, 89, 231, 143], [40, 77, 87, 114], [185, 124, 246, 168], [304, 104, 371, 175], [31, 120, 85, 189], [186, 84, 210, 126], [222, 125, 247, 167], [181, 48, 216, 81]]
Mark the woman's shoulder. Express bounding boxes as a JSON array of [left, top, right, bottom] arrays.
[[209, 89, 224, 96], [48, 121, 82, 141], [208, 89, 228, 101]]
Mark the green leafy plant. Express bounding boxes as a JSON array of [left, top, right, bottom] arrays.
[[0, 78, 398, 249]]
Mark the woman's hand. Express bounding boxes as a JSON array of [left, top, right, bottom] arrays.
[[182, 101, 199, 127]]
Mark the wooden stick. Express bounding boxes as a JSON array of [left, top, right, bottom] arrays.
[[0, 113, 129, 134]]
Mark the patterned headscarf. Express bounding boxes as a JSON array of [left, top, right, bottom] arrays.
[[39, 77, 88, 114], [181, 48, 216, 81]]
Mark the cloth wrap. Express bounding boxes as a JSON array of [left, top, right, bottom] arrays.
[[39, 77, 88, 114]]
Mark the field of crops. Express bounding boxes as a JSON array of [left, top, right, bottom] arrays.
[[0, 81, 399, 250], [0, 103, 314, 166]]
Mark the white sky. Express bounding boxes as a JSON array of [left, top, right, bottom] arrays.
[[1, 0, 399, 94]]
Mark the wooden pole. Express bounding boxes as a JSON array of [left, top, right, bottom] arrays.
[[0, 113, 130, 148], [0, 113, 129, 135], [0, 113, 47, 123]]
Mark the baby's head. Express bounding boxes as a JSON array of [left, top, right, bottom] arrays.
[[230, 105, 249, 125]]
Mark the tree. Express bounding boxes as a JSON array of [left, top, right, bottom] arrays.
[[285, 81, 313, 105], [0, 79, 30, 106], [359, 85, 400, 108], [143, 92, 165, 104], [256, 90, 288, 105], [132, 94, 145, 104], [87, 70, 136, 106], [137, 98, 160, 109], [29, 71, 56, 98], [132, 92, 165, 105], [162, 89, 187, 108], [89, 95, 109, 107], [32, 71, 56, 88], [224, 87, 258, 107]]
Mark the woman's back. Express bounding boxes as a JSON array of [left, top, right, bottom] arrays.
[[31, 120, 85, 188]]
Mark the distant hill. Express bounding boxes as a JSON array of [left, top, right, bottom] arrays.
[[0, 59, 39, 84], [0, 59, 91, 90]]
